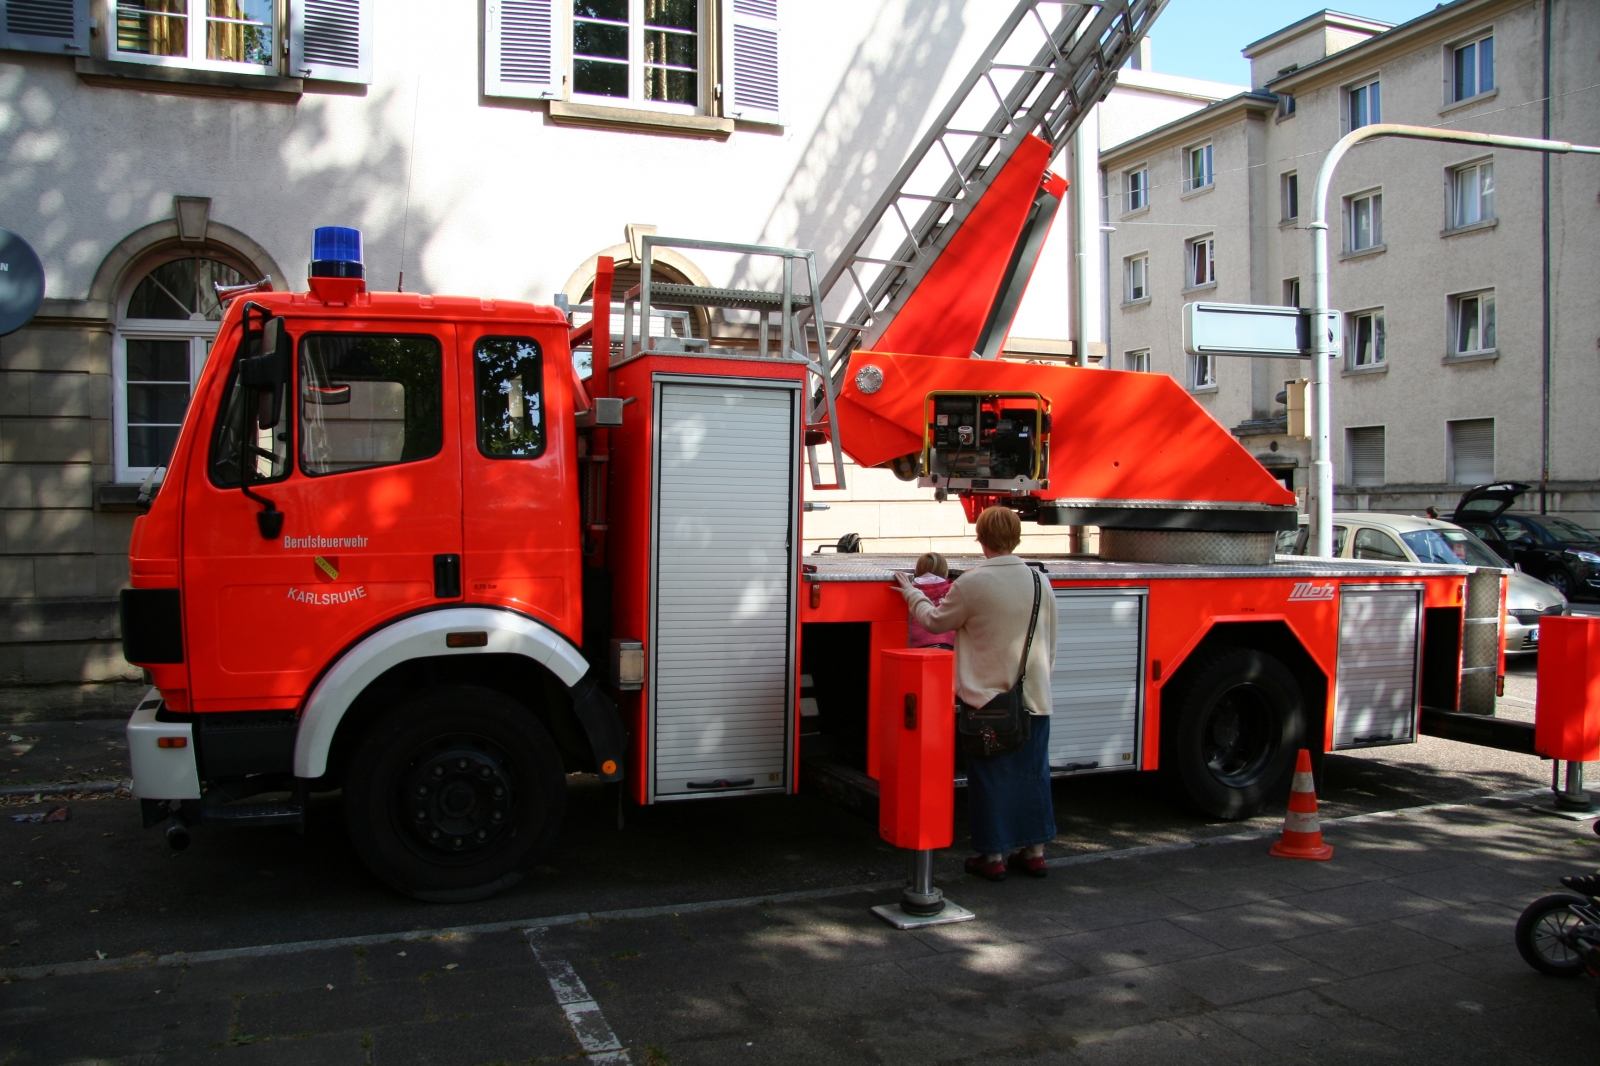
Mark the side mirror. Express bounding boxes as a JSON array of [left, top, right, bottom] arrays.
[[241, 316, 291, 429]]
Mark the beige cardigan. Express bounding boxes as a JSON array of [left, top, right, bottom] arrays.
[[898, 555, 1058, 714]]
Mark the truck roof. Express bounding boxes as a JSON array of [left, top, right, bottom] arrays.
[[237, 289, 569, 326], [804, 553, 1474, 582]]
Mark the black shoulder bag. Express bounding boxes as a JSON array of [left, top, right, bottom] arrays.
[[957, 569, 1043, 759]]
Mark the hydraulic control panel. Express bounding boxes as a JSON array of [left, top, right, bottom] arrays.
[[918, 391, 1050, 495]]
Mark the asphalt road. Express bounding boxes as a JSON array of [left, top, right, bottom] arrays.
[[1, 654, 1591, 978]]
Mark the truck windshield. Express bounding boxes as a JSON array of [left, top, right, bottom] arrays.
[[299, 334, 443, 476], [1400, 528, 1504, 567]]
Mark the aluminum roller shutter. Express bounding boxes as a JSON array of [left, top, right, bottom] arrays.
[[1048, 589, 1145, 774], [651, 381, 797, 798], [1334, 587, 1420, 749]]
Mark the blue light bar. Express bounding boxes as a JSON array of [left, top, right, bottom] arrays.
[[310, 226, 363, 279]]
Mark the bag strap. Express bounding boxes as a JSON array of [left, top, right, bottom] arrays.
[[1014, 568, 1043, 690]]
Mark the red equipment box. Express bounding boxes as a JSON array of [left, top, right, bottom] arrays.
[[1535, 615, 1600, 762], [876, 648, 956, 851]]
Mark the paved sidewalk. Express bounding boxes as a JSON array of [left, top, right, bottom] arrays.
[[3, 799, 1598, 1065]]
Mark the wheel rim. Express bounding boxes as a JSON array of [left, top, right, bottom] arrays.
[[1202, 682, 1277, 786], [1532, 907, 1583, 966], [397, 733, 520, 862], [1550, 571, 1572, 595]]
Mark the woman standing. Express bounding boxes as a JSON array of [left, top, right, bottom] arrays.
[[893, 507, 1059, 881]]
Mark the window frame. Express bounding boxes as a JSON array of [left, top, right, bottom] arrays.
[[296, 331, 447, 479], [473, 335, 549, 460], [1346, 425, 1385, 488], [568, 0, 708, 117], [1447, 417, 1495, 485], [1281, 171, 1299, 222], [1450, 30, 1495, 104], [1449, 157, 1495, 230], [1123, 253, 1149, 303], [1183, 142, 1214, 194], [1124, 165, 1149, 213], [1124, 348, 1150, 373], [1344, 189, 1384, 253], [1188, 351, 1216, 392], [1346, 308, 1386, 370], [1282, 277, 1301, 308], [1277, 93, 1296, 119], [1184, 234, 1215, 290], [109, 0, 281, 76], [1449, 289, 1497, 358], [1345, 76, 1381, 133]]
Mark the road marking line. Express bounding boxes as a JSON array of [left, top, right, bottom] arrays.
[[0, 785, 1566, 982], [527, 929, 630, 1065]]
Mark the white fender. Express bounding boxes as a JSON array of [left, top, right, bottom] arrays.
[[293, 607, 589, 778]]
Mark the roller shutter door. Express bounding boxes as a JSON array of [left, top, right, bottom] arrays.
[[1048, 588, 1145, 774], [651, 380, 797, 799], [1334, 587, 1420, 748]]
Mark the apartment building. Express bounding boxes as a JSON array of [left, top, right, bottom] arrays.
[[1102, 0, 1599, 524]]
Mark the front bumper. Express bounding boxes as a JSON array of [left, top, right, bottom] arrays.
[[126, 687, 200, 800]]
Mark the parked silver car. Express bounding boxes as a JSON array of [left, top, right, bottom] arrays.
[[1282, 512, 1567, 654]]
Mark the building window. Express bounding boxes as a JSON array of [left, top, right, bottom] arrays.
[[113, 0, 276, 72], [1124, 255, 1148, 302], [1281, 172, 1299, 221], [1186, 235, 1214, 288], [1184, 143, 1213, 193], [1451, 290, 1496, 355], [1126, 167, 1148, 212], [1189, 352, 1215, 390], [1347, 426, 1385, 487], [1124, 349, 1150, 372], [1283, 278, 1300, 307], [1346, 78, 1380, 131], [1448, 418, 1494, 484], [1346, 191, 1383, 251], [1348, 310, 1386, 367], [1452, 33, 1494, 102], [1277, 93, 1296, 118], [115, 256, 256, 482], [1451, 160, 1494, 228], [573, 0, 702, 111]]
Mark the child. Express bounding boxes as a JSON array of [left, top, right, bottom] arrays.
[[906, 552, 954, 650]]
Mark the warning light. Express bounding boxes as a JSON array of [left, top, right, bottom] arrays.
[[601, 760, 617, 775], [310, 226, 364, 279], [157, 736, 187, 748]]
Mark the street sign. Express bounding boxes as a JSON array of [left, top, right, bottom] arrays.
[[0, 230, 44, 338], [1182, 302, 1340, 359]]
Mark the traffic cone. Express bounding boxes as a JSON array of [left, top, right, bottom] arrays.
[[1269, 749, 1334, 861]]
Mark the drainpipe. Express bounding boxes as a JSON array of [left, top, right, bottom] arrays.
[[1540, 0, 1553, 514]]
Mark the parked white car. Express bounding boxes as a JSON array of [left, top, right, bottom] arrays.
[[1281, 512, 1567, 654]]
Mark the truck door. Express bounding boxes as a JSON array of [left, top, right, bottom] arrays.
[[455, 323, 580, 641], [182, 320, 462, 711]]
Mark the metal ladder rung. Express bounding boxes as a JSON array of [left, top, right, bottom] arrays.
[[849, 255, 919, 269], [897, 192, 962, 204]]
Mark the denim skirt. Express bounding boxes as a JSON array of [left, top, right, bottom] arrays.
[[966, 713, 1057, 855]]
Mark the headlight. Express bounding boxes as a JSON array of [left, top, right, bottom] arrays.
[[1570, 551, 1600, 565]]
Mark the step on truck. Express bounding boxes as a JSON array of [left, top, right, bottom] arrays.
[[120, 0, 1520, 900]]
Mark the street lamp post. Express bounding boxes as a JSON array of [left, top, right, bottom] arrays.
[[1306, 124, 1600, 559]]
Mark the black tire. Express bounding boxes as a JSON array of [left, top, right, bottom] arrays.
[[1546, 568, 1576, 600], [1162, 648, 1305, 820], [343, 684, 566, 903], [1514, 894, 1591, 977]]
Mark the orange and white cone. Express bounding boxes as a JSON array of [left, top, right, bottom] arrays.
[[1269, 749, 1334, 861]]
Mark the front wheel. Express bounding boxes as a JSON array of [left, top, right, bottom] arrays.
[[1545, 568, 1576, 600], [1514, 894, 1592, 976], [1162, 648, 1305, 820], [343, 685, 567, 902]]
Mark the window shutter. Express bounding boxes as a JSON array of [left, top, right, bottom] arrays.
[[1348, 426, 1384, 487], [723, 0, 780, 124], [485, 0, 558, 100], [1450, 419, 1494, 485], [290, 0, 371, 84], [0, 0, 89, 56]]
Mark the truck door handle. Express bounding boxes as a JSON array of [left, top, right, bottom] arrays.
[[433, 554, 461, 599]]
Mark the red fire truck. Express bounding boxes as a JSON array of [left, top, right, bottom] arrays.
[[120, 0, 1516, 901]]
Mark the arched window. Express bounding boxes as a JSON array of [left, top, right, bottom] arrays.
[[114, 254, 260, 482]]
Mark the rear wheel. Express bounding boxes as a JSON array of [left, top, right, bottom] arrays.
[[343, 685, 566, 902], [1514, 894, 1591, 977], [1162, 648, 1305, 820], [1546, 568, 1576, 600]]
